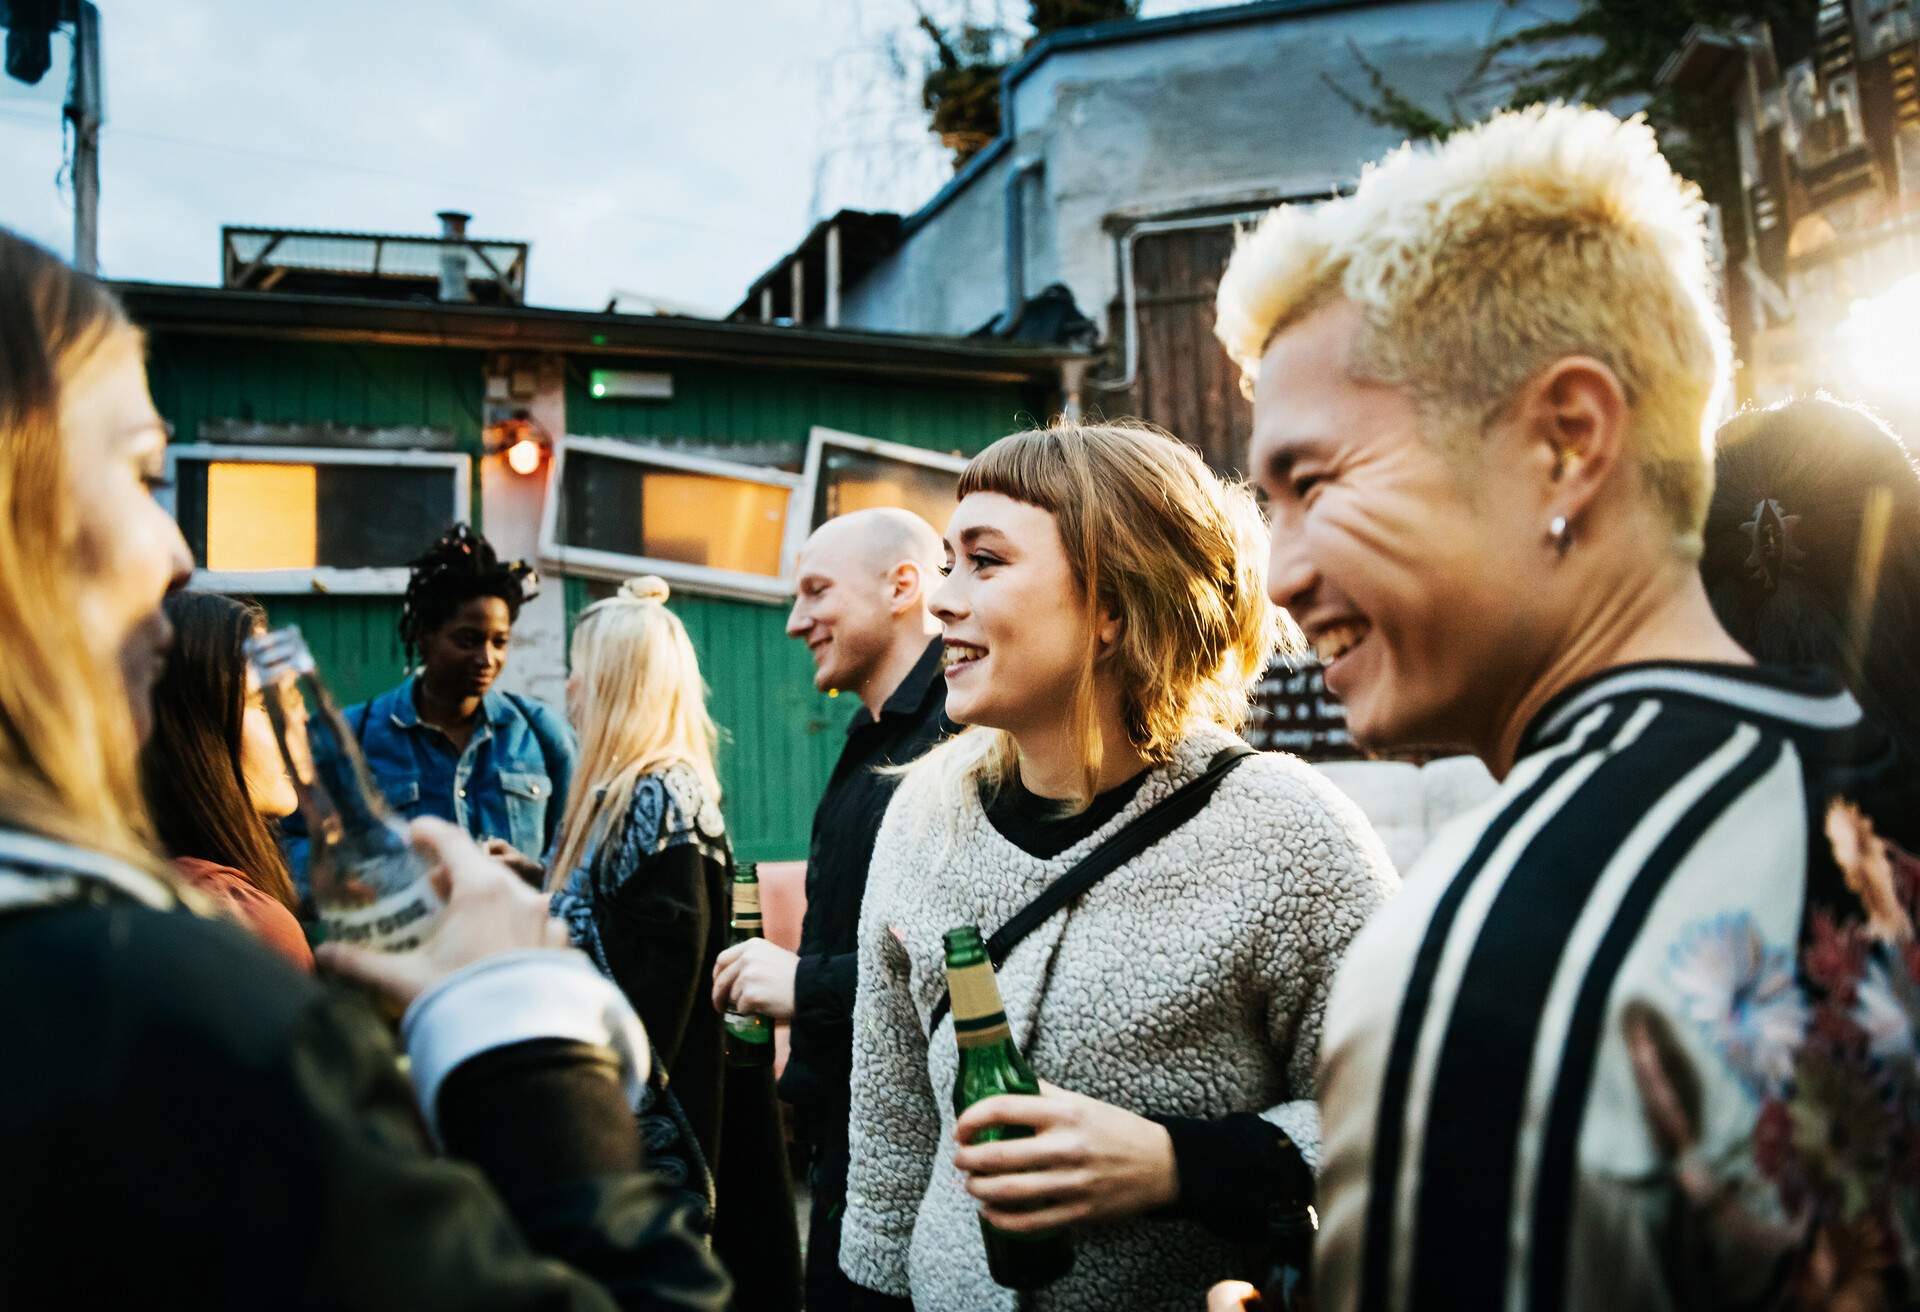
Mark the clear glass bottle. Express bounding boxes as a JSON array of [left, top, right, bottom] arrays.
[[246, 626, 443, 954]]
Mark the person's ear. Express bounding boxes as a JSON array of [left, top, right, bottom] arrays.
[[1096, 608, 1122, 648], [1518, 356, 1628, 550], [887, 561, 924, 615]]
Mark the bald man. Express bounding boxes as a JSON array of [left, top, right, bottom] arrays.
[[712, 507, 951, 1312]]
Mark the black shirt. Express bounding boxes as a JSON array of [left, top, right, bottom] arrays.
[[779, 637, 953, 1149], [984, 767, 1148, 858]]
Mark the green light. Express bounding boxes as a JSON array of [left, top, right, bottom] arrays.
[[591, 382, 606, 398], [591, 333, 608, 346]]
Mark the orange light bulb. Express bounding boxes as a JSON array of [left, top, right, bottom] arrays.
[[506, 437, 542, 476]]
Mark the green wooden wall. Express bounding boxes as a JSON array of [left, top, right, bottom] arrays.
[[145, 335, 486, 704], [566, 362, 1049, 861], [565, 360, 1044, 446], [146, 337, 487, 444]]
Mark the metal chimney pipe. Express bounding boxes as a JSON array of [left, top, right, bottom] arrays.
[[437, 210, 473, 303]]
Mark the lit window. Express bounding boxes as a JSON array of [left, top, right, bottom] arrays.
[[205, 463, 318, 571], [165, 445, 471, 593], [798, 427, 968, 540], [543, 437, 799, 600]]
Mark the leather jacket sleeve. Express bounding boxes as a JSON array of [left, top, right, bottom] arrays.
[[0, 898, 732, 1310]]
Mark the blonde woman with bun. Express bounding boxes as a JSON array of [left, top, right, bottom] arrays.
[[548, 576, 801, 1310], [841, 422, 1397, 1311]]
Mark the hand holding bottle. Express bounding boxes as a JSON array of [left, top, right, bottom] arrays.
[[711, 938, 799, 1021], [318, 817, 572, 1009], [953, 1080, 1179, 1230]]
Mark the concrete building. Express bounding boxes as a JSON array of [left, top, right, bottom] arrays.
[[738, 0, 1518, 471]]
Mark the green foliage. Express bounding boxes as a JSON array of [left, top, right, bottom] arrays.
[[1328, 0, 1819, 213], [917, 0, 1140, 170]]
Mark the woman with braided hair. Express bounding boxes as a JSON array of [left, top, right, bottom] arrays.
[[292, 524, 577, 886]]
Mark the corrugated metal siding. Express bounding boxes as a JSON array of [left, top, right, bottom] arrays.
[[563, 367, 1048, 860], [144, 335, 485, 704]]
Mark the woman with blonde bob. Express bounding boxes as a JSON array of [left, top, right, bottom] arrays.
[[548, 576, 800, 1310], [840, 422, 1396, 1311]]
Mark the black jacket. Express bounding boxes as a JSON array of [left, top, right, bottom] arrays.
[[779, 638, 952, 1152], [0, 844, 730, 1310], [551, 766, 802, 1312]]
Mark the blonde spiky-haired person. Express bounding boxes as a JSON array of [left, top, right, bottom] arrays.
[[1213, 105, 1919, 1310]]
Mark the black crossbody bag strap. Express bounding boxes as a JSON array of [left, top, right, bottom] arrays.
[[926, 743, 1255, 1037]]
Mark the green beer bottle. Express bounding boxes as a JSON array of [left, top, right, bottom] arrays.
[[723, 862, 774, 1068], [944, 924, 1075, 1290]]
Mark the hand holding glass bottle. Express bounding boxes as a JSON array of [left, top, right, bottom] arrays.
[[247, 626, 446, 953]]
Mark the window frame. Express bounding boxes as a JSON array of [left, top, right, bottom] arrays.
[[538, 435, 803, 603], [783, 426, 969, 569], [161, 443, 472, 595]]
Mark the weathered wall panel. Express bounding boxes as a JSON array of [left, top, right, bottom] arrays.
[[566, 361, 1045, 458]]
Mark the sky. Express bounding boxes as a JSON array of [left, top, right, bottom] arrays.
[[0, 0, 1217, 315]]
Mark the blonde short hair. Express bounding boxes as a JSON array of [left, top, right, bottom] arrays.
[[1216, 104, 1731, 543], [905, 421, 1290, 814]]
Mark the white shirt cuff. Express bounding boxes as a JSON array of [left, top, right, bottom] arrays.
[[400, 948, 651, 1144]]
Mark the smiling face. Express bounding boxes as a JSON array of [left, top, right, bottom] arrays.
[[421, 595, 513, 700], [1251, 298, 1541, 753], [60, 333, 195, 742], [785, 531, 896, 695], [929, 492, 1093, 736]]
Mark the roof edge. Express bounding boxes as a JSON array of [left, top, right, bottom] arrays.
[[113, 280, 1085, 384]]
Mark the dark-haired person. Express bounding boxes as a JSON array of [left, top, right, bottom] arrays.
[[0, 225, 728, 1306], [140, 590, 312, 970], [1704, 395, 1920, 799], [328, 525, 576, 874]]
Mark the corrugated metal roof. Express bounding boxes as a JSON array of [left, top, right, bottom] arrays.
[[221, 225, 531, 301]]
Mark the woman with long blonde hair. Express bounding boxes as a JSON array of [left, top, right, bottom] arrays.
[[549, 576, 801, 1311], [840, 421, 1397, 1311]]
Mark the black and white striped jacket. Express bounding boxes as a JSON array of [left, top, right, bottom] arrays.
[[1315, 661, 1918, 1312]]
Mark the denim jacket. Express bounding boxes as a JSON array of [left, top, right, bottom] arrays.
[[287, 677, 577, 888]]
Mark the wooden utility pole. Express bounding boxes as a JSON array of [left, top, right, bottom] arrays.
[[66, 2, 101, 274]]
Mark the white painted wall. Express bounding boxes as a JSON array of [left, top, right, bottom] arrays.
[[840, 0, 1529, 339], [481, 354, 570, 713]]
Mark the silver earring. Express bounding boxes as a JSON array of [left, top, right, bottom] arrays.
[[1547, 514, 1571, 555]]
